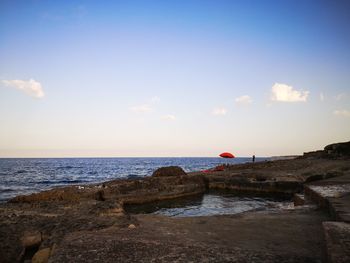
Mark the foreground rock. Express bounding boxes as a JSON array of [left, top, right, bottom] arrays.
[[1, 144, 350, 262], [323, 221, 350, 263], [50, 210, 328, 263]]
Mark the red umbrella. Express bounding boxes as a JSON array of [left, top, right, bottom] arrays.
[[219, 152, 235, 158]]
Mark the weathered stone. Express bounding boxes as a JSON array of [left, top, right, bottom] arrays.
[[152, 166, 187, 177], [48, 210, 329, 263], [99, 206, 124, 217], [325, 141, 350, 157], [293, 194, 305, 206], [21, 231, 42, 248], [305, 173, 350, 222], [323, 221, 350, 263], [50, 243, 57, 257], [32, 247, 51, 263]]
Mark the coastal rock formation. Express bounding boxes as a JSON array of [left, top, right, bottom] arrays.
[[49, 210, 329, 263], [152, 166, 187, 177], [302, 141, 350, 159], [323, 221, 350, 263], [10, 174, 204, 205], [31, 247, 51, 263], [324, 141, 350, 157], [1, 143, 350, 262]]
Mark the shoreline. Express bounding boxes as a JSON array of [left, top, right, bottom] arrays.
[[0, 157, 267, 203], [1, 142, 350, 262]]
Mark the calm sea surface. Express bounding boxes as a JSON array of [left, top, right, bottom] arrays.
[[0, 157, 267, 202]]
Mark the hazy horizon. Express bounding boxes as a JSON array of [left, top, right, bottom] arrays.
[[1, 0, 349, 158]]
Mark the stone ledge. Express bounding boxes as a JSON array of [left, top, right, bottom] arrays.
[[323, 221, 350, 263]]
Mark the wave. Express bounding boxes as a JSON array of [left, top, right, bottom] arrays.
[[15, 170, 27, 174], [127, 174, 143, 179], [0, 188, 15, 193], [37, 179, 86, 184], [56, 166, 77, 170]]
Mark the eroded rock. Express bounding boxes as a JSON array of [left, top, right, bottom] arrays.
[[325, 141, 350, 157], [32, 247, 51, 263], [152, 166, 187, 177], [21, 231, 42, 248]]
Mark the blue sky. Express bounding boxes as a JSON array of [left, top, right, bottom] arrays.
[[0, 0, 349, 157]]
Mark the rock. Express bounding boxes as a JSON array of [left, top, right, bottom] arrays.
[[21, 231, 42, 248], [50, 243, 57, 257], [302, 150, 327, 159], [32, 247, 51, 263], [293, 193, 305, 206], [128, 224, 136, 229], [152, 166, 187, 177], [99, 204, 125, 217], [324, 141, 350, 157], [323, 221, 350, 263]]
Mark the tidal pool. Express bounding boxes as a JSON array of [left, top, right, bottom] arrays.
[[125, 192, 293, 217]]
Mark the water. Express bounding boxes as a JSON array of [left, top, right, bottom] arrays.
[[125, 192, 293, 217], [0, 157, 267, 202]]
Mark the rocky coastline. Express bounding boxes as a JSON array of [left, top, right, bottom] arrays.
[[1, 141, 350, 262]]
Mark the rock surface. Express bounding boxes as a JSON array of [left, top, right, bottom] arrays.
[[323, 221, 350, 263], [31, 247, 51, 263], [152, 166, 187, 177], [324, 141, 350, 157], [50, 210, 328, 263]]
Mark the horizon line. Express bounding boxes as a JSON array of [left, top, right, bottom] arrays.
[[0, 155, 295, 159]]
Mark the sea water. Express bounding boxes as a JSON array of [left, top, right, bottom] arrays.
[[0, 157, 267, 202], [125, 192, 293, 217]]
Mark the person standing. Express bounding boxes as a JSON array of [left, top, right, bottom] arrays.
[[252, 155, 255, 163]]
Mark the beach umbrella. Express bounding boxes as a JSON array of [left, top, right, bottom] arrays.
[[219, 152, 235, 158]]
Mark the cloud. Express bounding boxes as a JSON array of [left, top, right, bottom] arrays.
[[333, 109, 350, 118], [235, 95, 252, 105], [212, 108, 227, 116], [270, 83, 309, 102], [335, 93, 346, 101], [130, 104, 153, 113], [2, 79, 44, 98], [151, 96, 160, 103], [320, 92, 324, 102], [130, 96, 160, 113], [161, 114, 176, 121]]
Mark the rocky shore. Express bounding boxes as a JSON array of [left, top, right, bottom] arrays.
[[1, 142, 350, 262]]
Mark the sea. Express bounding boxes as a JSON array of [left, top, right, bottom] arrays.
[[0, 157, 267, 202]]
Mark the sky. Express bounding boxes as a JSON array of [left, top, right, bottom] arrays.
[[0, 0, 350, 157]]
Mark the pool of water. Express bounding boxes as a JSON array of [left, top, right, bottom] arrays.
[[125, 192, 293, 217]]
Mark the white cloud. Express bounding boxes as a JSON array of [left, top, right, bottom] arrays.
[[161, 114, 176, 121], [151, 96, 160, 103], [333, 109, 350, 118], [320, 92, 324, 102], [130, 96, 160, 113], [270, 83, 309, 102], [2, 79, 44, 98], [335, 93, 346, 101], [130, 104, 153, 113], [212, 108, 227, 116], [235, 95, 252, 105]]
